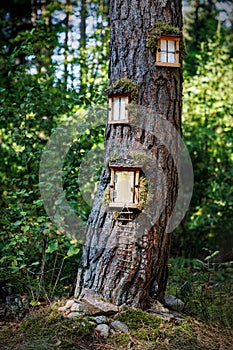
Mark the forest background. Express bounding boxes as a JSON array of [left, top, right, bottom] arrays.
[[0, 0, 232, 326]]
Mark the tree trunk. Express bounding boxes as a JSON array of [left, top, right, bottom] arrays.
[[79, 0, 87, 95], [75, 0, 183, 309]]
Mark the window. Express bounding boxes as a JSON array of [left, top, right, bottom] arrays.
[[156, 36, 180, 67], [108, 95, 129, 123], [109, 168, 140, 208]]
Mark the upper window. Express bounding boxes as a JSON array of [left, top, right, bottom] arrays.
[[108, 95, 129, 123], [156, 36, 180, 67]]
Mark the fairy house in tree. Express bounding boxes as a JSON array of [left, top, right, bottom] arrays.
[[75, 0, 183, 309]]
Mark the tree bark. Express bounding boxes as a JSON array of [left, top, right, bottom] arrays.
[[76, 0, 183, 309]]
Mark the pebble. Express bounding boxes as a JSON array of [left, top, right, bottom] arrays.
[[94, 315, 108, 324], [95, 324, 109, 338], [70, 302, 84, 312], [110, 320, 129, 333], [67, 312, 81, 319]]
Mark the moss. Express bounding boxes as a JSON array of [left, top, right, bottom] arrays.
[[127, 103, 144, 126], [103, 185, 111, 207], [150, 22, 182, 36], [131, 328, 159, 341], [21, 309, 94, 340], [117, 307, 161, 330], [110, 332, 130, 345], [137, 175, 150, 211], [129, 151, 151, 170], [105, 78, 138, 102], [113, 211, 120, 220], [179, 38, 188, 59], [147, 22, 187, 59]]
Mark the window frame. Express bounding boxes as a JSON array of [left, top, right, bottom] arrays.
[[109, 166, 140, 208], [108, 95, 130, 124], [156, 35, 180, 67]]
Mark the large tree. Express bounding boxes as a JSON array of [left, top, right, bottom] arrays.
[[76, 0, 183, 309]]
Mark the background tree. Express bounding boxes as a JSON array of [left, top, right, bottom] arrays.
[[0, 0, 109, 301], [183, 0, 232, 74]]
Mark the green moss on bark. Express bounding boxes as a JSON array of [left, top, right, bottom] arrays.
[[105, 78, 138, 102]]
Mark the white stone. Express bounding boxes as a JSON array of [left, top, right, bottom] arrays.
[[65, 299, 75, 308], [70, 302, 84, 312], [58, 305, 70, 312], [95, 324, 109, 338], [67, 312, 81, 318]]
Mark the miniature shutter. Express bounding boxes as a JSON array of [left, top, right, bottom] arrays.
[[134, 170, 140, 204]]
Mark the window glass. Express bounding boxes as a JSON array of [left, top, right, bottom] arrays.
[[168, 40, 175, 52], [114, 171, 134, 203], [158, 38, 179, 65], [160, 52, 167, 62], [160, 39, 166, 51], [168, 53, 175, 63], [113, 98, 120, 120]]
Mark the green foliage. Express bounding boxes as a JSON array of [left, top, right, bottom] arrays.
[[167, 256, 233, 327], [172, 34, 233, 257], [0, 0, 108, 301], [184, 1, 232, 75]]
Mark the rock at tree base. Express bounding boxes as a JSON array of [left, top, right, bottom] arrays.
[[95, 324, 110, 338], [67, 312, 81, 319], [94, 315, 108, 324], [164, 295, 184, 311], [78, 288, 118, 315], [110, 320, 129, 333]]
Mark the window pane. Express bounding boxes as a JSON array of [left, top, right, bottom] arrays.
[[115, 171, 134, 203], [113, 98, 120, 120], [168, 53, 175, 63], [160, 52, 167, 62], [168, 40, 175, 52], [120, 97, 126, 120], [160, 39, 167, 51]]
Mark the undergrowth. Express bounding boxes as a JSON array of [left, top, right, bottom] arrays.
[[0, 256, 232, 350], [167, 256, 233, 328]]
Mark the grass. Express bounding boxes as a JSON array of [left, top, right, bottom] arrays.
[[0, 304, 232, 350], [0, 256, 232, 349]]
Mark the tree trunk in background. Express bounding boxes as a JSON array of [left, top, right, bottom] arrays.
[[64, 0, 71, 87], [76, 0, 183, 309], [79, 0, 87, 95]]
